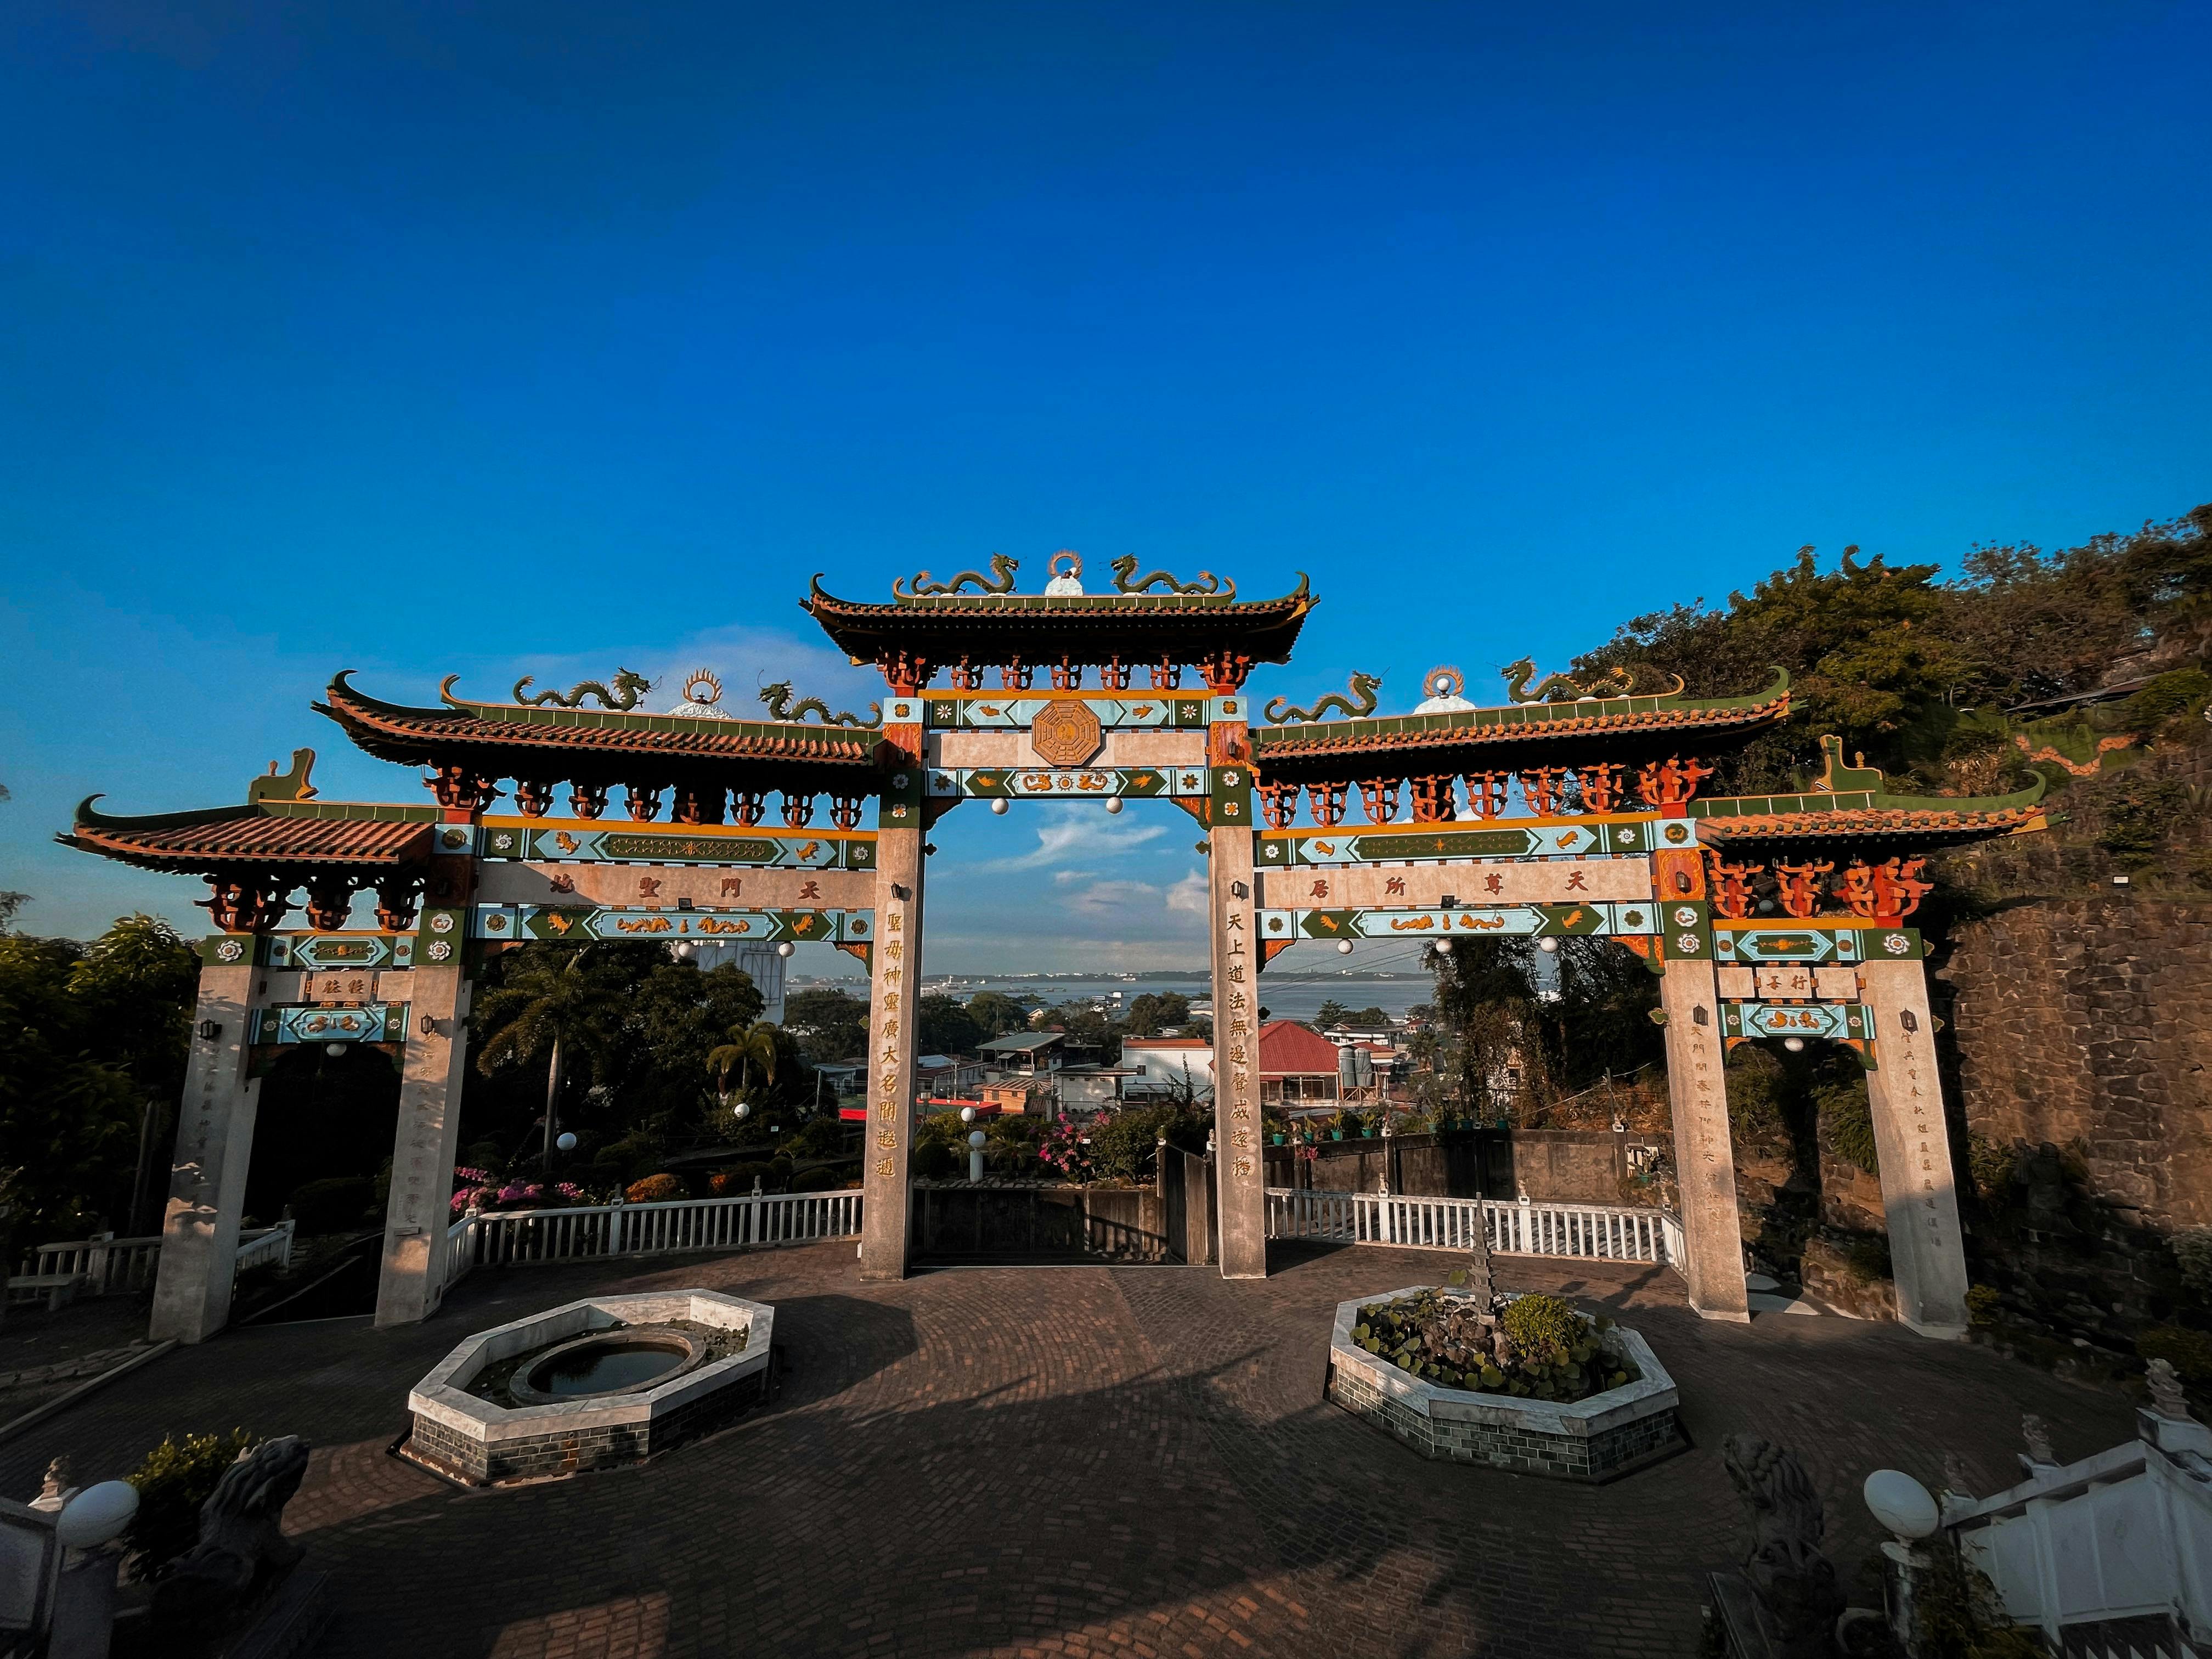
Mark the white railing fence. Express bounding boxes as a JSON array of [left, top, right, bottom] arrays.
[[233, 1219, 296, 1276], [445, 1190, 864, 1285], [1265, 1188, 1669, 1264], [13, 1221, 294, 1301]]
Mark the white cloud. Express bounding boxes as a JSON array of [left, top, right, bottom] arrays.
[[1064, 879, 1163, 916], [1052, 868, 1095, 884], [984, 805, 1167, 871], [1165, 871, 1209, 915]]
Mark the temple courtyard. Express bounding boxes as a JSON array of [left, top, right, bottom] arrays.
[[1, 1243, 2134, 1658]]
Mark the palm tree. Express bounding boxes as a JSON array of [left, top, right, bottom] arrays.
[[707, 1020, 780, 1114], [475, 946, 624, 1169]]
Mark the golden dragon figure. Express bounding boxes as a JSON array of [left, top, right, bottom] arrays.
[[894, 553, 1019, 598], [1109, 556, 1234, 597], [1265, 672, 1383, 724], [510, 668, 653, 710], [760, 681, 883, 727]]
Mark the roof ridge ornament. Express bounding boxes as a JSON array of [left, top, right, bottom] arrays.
[[894, 553, 1019, 599], [1264, 672, 1383, 725], [1501, 657, 1660, 704], [1110, 556, 1234, 599], [1043, 551, 1084, 595], [758, 680, 883, 729], [247, 748, 318, 803], [507, 668, 653, 712]]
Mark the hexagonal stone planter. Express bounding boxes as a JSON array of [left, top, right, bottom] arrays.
[[1325, 1288, 1685, 1482], [403, 1289, 772, 1486]]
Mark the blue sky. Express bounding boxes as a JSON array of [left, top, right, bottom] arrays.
[[3, 2, 2207, 972]]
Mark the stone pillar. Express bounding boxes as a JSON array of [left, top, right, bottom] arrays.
[[860, 720, 927, 1282], [1206, 696, 1266, 1280], [149, 961, 264, 1344], [374, 962, 472, 1327], [1859, 956, 1971, 1338], [1658, 956, 1750, 1321]]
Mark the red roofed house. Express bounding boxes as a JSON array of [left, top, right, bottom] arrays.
[[1258, 1020, 1341, 1109]]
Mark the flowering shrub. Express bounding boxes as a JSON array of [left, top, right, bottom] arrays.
[[1036, 1115, 1094, 1182], [626, 1172, 685, 1203], [451, 1169, 587, 1213]]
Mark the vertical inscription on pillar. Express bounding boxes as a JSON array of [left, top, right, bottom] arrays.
[[1859, 957, 1970, 1336], [860, 725, 926, 1282], [1657, 957, 1750, 1322], [873, 895, 909, 1181], [1207, 692, 1266, 1278]]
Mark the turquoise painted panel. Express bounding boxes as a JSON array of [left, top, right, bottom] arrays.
[[478, 824, 865, 867], [250, 1002, 410, 1045], [1714, 926, 1921, 963], [1720, 1002, 1872, 1042], [498, 905, 874, 945]]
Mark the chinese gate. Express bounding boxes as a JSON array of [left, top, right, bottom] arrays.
[[63, 554, 2047, 1342]]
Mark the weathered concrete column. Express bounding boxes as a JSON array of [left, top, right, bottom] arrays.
[[1858, 956, 1971, 1338], [1658, 956, 1750, 1322], [860, 721, 927, 1282], [149, 960, 264, 1344], [374, 961, 472, 1327], [1206, 693, 1266, 1280]]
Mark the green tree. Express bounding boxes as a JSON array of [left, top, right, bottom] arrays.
[[707, 1020, 780, 1105], [916, 994, 984, 1055], [1313, 999, 1351, 1029], [473, 945, 628, 1168], [67, 914, 198, 1099], [965, 990, 1032, 1039], [783, 987, 870, 1062], [0, 934, 144, 1245], [1122, 991, 1191, 1036]]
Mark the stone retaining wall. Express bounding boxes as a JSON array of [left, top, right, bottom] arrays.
[[1937, 896, 2212, 1233]]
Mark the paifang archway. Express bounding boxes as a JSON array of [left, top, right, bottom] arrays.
[[63, 554, 2049, 1341]]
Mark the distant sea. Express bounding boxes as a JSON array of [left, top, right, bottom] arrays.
[[791, 972, 1436, 1022]]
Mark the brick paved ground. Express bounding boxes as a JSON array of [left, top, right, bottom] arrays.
[[0, 1242, 2136, 1659]]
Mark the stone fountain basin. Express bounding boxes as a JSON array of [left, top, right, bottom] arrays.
[[405, 1289, 772, 1485], [1325, 1287, 1684, 1482]]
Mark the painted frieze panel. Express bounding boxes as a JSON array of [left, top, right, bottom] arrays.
[[919, 693, 1242, 730], [1257, 815, 1696, 866], [203, 931, 421, 969], [1719, 1002, 1872, 1043], [925, 766, 1207, 799], [476, 820, 874, 869], [479, 904, 872, 945], [1713, 924, 1921, 963], [1258, 857, 1652, 909], [473, 862, 873, 911], [249, 1002, 410, 1045], [1256, 900, 1658, 947]]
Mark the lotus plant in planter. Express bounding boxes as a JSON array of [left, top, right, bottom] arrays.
[[1353, 1286, 1637, 1401]]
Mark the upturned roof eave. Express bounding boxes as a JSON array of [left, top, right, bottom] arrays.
[[801, 573, 1318, 665], [317, 673, 884, 781]]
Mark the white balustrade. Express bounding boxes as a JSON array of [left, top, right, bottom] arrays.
[[232, 1219, 295, 1275], [14, 1222, 293, 1301], [444, 1190, 864, 1284], [1265, 1188, 1668, 1263]]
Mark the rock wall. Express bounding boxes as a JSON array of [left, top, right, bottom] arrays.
[[1936, 897, 2212, 1231]]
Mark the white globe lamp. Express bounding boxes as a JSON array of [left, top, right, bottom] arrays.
[[1336, 939, 1354, 955], [1863, 1470, 1940, 1543], [56, 1481, 139, 1550]]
